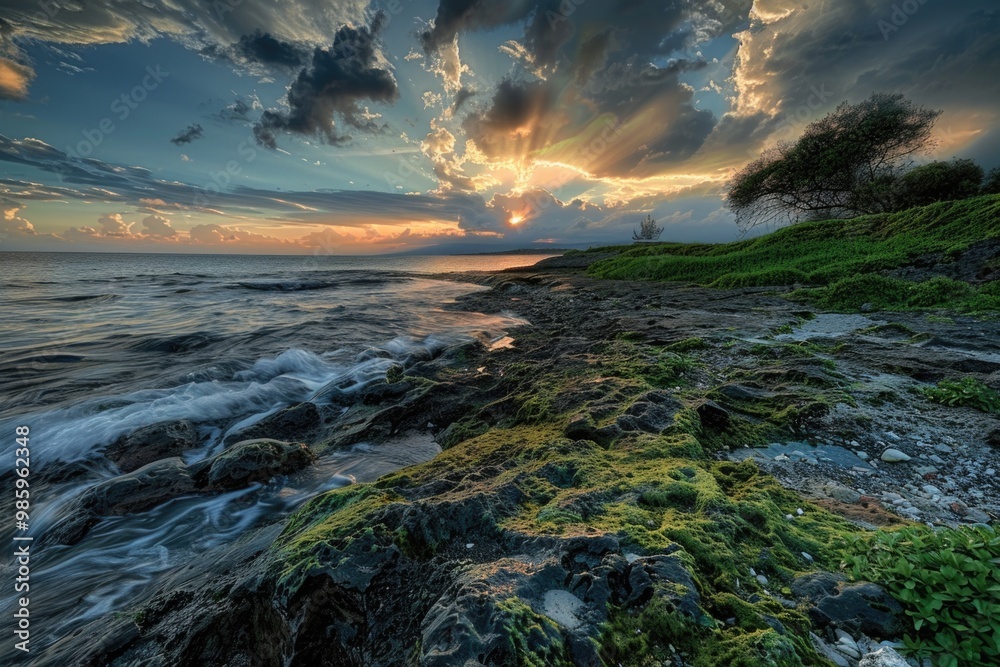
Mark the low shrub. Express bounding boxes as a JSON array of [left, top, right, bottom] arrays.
[[847, 525, 1000, 667], [922, 377, 1000, 413]]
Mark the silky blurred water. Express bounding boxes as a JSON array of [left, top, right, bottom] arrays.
[[0, 251, 548, 659]]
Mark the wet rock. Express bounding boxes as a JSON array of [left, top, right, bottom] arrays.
[[227, 402, 321, 444], [200, 439, 316, 489], [47, 458, 197, 546], [87, 457, 196, 515], [361, 381, 412, 405], [105, 420, 199, 473], [880, 448, 911, 463], [858, 647, 910, 667]]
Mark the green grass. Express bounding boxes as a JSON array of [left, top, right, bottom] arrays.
[[586, 195, 1000, 313]]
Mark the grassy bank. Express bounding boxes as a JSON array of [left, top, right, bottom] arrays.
[[584, 195, 1000, 312]]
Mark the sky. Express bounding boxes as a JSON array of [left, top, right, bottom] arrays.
[[0, 0, 998, 255]]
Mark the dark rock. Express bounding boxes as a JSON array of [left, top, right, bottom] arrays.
[[792, 572, 846, 601], [987, 428, 1000, 449], [47, 441, 314, 547], [362, 381, 411, 405], [564, 413, 620, 448], [619, 393, 683, 433], [86, 457, 196, 516], [696, 399, 731, 429], [717, 384, 773, 401], [200, 439, 315, 489], [105, 420, 199, 473], [46, 458, 196, 547], [228, 402, 321, 444], [807, 581, 905, 640]]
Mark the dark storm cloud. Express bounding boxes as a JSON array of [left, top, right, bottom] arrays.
[[726, 1, 1000, 150], [233, 30, 308, 69], [170, 124, 204, 145], [419, 0, 536, 53], [254, 13, 399, 149], [218, 99, 253, 122], [451, 87, 477, 115], [202, 30, 309, 73], [461, 78, 554, 152]]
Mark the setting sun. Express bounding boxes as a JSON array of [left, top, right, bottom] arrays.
[[509, 213, 525, 226]]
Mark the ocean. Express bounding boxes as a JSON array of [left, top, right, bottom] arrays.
[[0, 251, 551, 657]]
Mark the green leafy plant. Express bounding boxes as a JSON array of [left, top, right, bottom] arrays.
[[846, 525, 1000, 667], [922, 377, 1000, 413]]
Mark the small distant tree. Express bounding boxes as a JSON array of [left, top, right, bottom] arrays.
[[983, 167, 1000, 195], [727, 93, 941, 231], [893, 159, 984, 209], [632, 215, 663, 242]]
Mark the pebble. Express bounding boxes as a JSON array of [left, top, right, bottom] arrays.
[[933, 444, 953, 454], [921, 484, 942, 496], [801, 552, 814, 562], [928, 454, 945, 464], [881, 448, 911, 463], [856, 451, 870, 461], [986, 468, 996, 477], [837, 644, 861, 660], [796, 508, 804, 516], [756, 574, 769, 586]]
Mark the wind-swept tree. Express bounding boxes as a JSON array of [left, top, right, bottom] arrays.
[[727, 93, 941, 231], [632, 214, 663, 241]]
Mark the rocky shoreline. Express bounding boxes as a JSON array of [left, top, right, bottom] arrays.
[[34, 257, 999, 666]]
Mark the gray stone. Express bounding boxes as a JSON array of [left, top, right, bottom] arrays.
[[880, 448, 912, 463], [858, 647, 910, 667]]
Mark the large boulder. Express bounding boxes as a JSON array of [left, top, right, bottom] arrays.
[[105, 420, 200, 472], [46, 457, 196, 546], [793, 573, 904, 640]]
